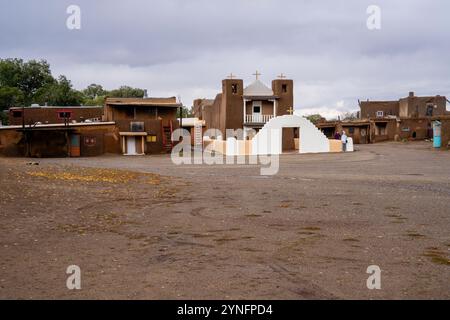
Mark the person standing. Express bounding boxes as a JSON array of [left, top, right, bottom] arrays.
[[334, 131, 341, 140], [341, 130, 348, 152]]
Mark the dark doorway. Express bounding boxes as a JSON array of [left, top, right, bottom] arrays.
[[282, 127, 296, 152], [321, 127, 334, 138]]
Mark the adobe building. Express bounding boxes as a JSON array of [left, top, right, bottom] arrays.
[[193, 72, 295, 147], [431, 115, 450, 150], [360, 92, 447, 119], [0, 122, 117, 157], [0, 95, 182, 157], [318, 92, 449, 144], [104, 97, 181, 155], [192, 73, 353, 155], [8, 105, 103, 125]]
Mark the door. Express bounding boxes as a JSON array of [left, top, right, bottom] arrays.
[[360, 128, 368, 144], [70, 134, 80, 157], [126, 136, 136, 155], [252, 101, 262, 123], [282, 128, 296, 152]]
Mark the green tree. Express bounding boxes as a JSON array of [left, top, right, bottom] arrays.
[[108, 86, 145, 98], [83, 95, 106, 106], [0, 58, 55, 106], [306, 114, 324, 124], [178, 106, 194, 118], [33, 75, 84, 106], [0, 86, 24, 110], [342, 111, 359, 121], [0, 110, 8, 125], [83, 83, 105, 99]]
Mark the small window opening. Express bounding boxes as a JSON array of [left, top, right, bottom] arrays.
[[146, 135, 157, 142], [231, 84, 238, 94], [58, 111, 72, 119], [12, 110, 22, 118]]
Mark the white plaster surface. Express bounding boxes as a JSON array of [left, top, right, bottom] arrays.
[[251, 115, 330, 154]]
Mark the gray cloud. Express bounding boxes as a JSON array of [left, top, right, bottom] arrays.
[[1, 0, 449, 117]]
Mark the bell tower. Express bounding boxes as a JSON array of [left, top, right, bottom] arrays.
[[222, 75, 244, 131], [272, 74, 294, 116]]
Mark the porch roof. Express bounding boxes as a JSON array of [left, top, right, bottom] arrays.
[[119, 132, 148, 136]]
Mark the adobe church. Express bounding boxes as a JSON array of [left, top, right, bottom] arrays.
[[193, 72, 294, 142]]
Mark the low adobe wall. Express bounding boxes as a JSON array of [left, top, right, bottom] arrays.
[[0, 123, 118, 157], [329, 139, 343, 153], [440, 118, 450, 149], [204, 138, 350, 155], [0, 128, 23, 156]]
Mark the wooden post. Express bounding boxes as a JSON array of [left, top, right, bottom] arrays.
[[66, 131, 70, 157], [121, 136, 126, 154]]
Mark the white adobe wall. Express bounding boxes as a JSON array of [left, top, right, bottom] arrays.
[[251, 115, 330, 155], [346, 137, 354, 152]]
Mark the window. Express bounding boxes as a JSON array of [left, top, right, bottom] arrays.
[[130, 122, 145, 132], [83, 137, 96, 146], [58, 111, 72, 119], [426, 104, 434, 116], [375, 123, 387, 136], [146, 135, 157, 142], [252, 101, 262, 114], [231, 83, 238, 94], [348, 127, 355, 134], [282, 84, 288, 93], [376, 111, 384, 118], [12, 110, 22, 118]]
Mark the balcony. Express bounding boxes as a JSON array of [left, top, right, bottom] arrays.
[[244, 114, 274, 124]]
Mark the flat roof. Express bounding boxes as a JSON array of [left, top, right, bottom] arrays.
[[0, 121, 115, 130], [105, 97, 181, 107], [9, 106, 103, 110]]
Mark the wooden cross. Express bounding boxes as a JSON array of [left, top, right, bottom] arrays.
[[252, 70, 261, 80], [277, 73, 286, 79], [227, 73, 236, 79], [287, 107, 294, 115]]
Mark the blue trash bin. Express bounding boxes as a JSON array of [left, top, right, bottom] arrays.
[[433, 121, 441, 148]]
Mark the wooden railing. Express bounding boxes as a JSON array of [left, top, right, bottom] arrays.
[[245, 114, 274, 124]]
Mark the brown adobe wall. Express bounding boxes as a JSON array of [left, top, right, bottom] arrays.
[[396, 118, 431, 140], [360, 101, 399, 119], [272, 79, 293, 116], [440, 118, 450, 149], [0, 129, 24, 156], [222, 79, 244, 132], [8, 107, 104, 125]]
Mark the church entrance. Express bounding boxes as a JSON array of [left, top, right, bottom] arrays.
[[282, 127, 299, 152]]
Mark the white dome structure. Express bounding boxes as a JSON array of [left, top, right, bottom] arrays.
[[251, 115, 330, 154]]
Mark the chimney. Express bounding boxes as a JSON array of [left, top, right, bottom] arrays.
[[143, 89, 148, 98], [409, 91, 414, 97]]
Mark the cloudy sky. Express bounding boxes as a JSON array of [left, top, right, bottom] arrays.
[[1, 0, 449, 118]]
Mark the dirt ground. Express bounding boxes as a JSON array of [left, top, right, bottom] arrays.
[[0, 141, 449, 299]]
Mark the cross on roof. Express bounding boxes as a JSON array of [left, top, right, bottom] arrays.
[[287, 107, 294, 115], [277, 73, 286, 79], [252, 70, 261, 80], [227, 73, 236, 79]]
